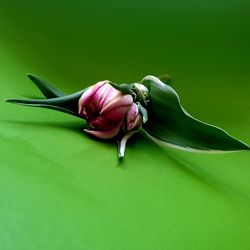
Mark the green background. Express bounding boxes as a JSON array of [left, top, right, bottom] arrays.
[[0, 0, 250, 249]]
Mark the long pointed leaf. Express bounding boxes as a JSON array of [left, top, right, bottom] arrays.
[[141, 75, 249, 152], [27, 74, 65, 98], [5, 100, 79, 117], [5, 90, 86, 117]]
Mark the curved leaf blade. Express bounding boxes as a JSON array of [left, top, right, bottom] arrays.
[[5, 89, 86, 118], [5, 99, 80, 117], [141, 75, 249, 152], [109, 82, 134, 95], [27, 74, 65, 98]]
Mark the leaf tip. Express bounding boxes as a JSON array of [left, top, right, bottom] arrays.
[[229, 137, 250, 152], [241, 143, 250, 151], [4, 98, 14, 103], [27, 73, 37, 80]]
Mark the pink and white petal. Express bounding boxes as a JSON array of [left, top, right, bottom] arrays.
[[102, 105, 132, 122], [84, 122, 122, 139], [100, 94, 133, 115], [127, 103, 138, 120], [93, 83, 111, 107], [126, 103, 139, 130], [98, 85, 118, 108], [78, 81, 107, 114], [129, 113, 142, 131]]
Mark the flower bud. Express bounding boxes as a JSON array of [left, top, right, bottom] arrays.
[[78, 81, 141, 140], [122, 102, 142, 132], [118, 102, 142, 157]]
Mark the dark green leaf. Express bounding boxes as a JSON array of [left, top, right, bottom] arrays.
[[141, 75, 249, 152], [27, 74, 65, 98], [109, 82, 134, 95], [137, 102, 148, 123], [5, 90, 86, 118], [5, 101, 78, 117]]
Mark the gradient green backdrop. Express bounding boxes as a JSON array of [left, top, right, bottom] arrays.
[[0, 1, 250, 249]]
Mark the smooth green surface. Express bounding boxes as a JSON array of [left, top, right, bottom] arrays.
[[0, 1, 250, 250]]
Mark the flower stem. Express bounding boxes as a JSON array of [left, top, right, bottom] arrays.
[[117, 131, 136, 158]]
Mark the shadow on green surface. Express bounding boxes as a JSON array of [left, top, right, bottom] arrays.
[[2, 118, 139, 167], [165, 149, 250, 203], [139, 134, 250, 203], [2, 119, 84, 135], [2, 118, 250, 204]]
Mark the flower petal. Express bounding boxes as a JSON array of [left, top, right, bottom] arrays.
[[94, 83, 112, 108], [100, 93, 133, 115], [78, 81, 107, 114], [84, 121, 122, 139], [98, 85, 118, 108], [126, 103, 140, 131], [102, 105, 131, 121]]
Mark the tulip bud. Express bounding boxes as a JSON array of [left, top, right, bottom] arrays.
[[118, 102, 142, 157], [78, 81, 142, 145], [6, 73, 249, 160]]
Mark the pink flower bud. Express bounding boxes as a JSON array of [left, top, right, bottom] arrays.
[[78, 81, 141, 141], [117, 102, 142, 157], [122, 102, 142, 132]]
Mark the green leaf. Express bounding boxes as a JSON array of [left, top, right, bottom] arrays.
[[5, 90, 86, 118], [5, 101, 78, 117], [141, 75, 250, 152], [27, 74, 65, 98], [137, 102, 148, 123], [109, 82, 134, 95]]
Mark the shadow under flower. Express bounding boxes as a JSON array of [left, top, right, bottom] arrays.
[[3, 118, 250, 204], [2, 118, 121, 160], [2, 119, 85, 135]]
